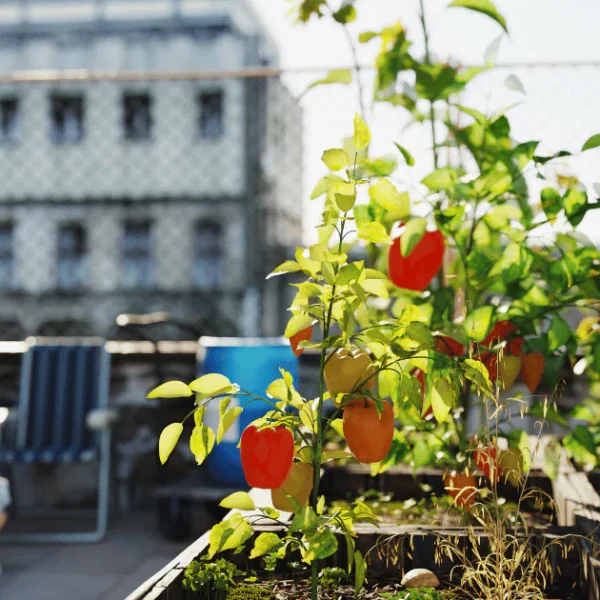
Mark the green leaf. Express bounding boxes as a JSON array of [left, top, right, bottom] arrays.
[[543, 438, 561, 481], [218, 407, 243, 444], [563, 188, 588, 227], [547, 316, 571, 351], [249, 532, 283, 559], [421, 168, 456, 191], [208, 513, 253, 558], [158, 422, 183, 465], [400, 218, 426, 257], [302, 529, 338, 563], [564, 425, 597, 468], [322, 262, 336, 285], [322, 148, 350, 171], [541, 188, 562, 223], [507, 429, 531, 473], [336, 263, 362, 285], [190, 425, 215, 465], [307, 69, 352, 91], [454, 104, 487, 124], [285, 313, 315, 338], [394, 142, 415, 166], [290, 506, 319, 534], [368, 179, 410, 214], [464, 306, 494, 342], [449, 0, 508, 33], [219, 491, 256, 511], [429, 378, 456, 423], [357, 221, 391, 244], [353, 113, 371, 150], [194, 405, 206, 427], [582, 133, 600, 152], [189, 374, 234, 396], [332, 4, 356, 23], [361, 278, 389, 299], [505, 74, 525, 94], [354, 550, 366, 597], [464, 358, 493, 395], [147, 381, 192, 399], [360, 157, 397, 177]]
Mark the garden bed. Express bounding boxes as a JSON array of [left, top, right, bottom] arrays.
[[127, 468, 600, 600]]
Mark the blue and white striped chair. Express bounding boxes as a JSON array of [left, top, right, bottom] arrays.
[[0, 338, 112, 543]]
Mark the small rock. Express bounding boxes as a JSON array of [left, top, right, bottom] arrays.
[[401, 568, 440, 588]]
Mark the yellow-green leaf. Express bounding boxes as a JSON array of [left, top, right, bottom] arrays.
[[147, 381, 192, 399], [400, 218, 426, 257], [449, 0, 508, 33], [357, 221, 391, 244], [208, 513, 253, 558], [464, 306, 494, 342], [219, 491, 256, 511], [353, 113, 371, 150], [194, 405, 206, 427], [321, 450, 353, 463], [369, 179, 410, 215], [190, 425, 215, 465], [189, 373, 234, 396], [158, 422, 183, 465], [307, 69, 352, 91], [249, 532, 283, 559], [429, 378, 456, 423], [285, 313, 315, 338], [218, 407, 243, 444], [322, 148, 350, 171], [267, 260, 302, 279], [361, 279, 389, 299]]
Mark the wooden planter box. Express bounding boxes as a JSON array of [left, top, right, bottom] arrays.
[[126, 467, 600, 600]]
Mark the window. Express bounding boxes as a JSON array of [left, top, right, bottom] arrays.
[[57, 224, 87, 291], [194, 220, 223, 289], [50, 94, 84, 143], [123, 93, 152, 141], [0, 224, 14, 290], [198, 91, 223, 139], [0, 98, 19, 143], [122, 222, 153, 289]]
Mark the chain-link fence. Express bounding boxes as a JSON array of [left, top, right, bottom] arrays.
[[0, 62, 596, 341]]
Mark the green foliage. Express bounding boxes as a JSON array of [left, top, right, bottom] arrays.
[[182, 558, 242, 600], [318, 567, 348, 589], [227, 585, 275, 600]]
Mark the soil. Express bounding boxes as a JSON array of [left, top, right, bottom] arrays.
[[229, 575, 581, 599]]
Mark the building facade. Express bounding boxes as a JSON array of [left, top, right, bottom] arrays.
[[0, 0, 303, 338]]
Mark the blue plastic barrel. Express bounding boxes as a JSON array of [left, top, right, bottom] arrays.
[[197, 337, 299, 485]]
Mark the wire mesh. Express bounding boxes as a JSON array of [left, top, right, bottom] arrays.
[[0, 62, 595, 340]]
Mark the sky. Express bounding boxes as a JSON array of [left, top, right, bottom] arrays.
[[247, 0, 600, 243]]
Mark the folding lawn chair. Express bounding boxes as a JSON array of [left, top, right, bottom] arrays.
[[0, 337, 112, 543]]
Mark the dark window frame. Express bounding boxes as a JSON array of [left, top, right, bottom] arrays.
[[0, 97, 20, 144], [122, 221, 154, 290], [57, 223, 88, 292], [50, 93, 84, 144], [193, 219, 223, 290], [123, 92, 153, 142], [198, 90, 224, 140], [0, 223, 15, 291]]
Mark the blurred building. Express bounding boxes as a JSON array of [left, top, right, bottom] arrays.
[[0, 0, 302, 339]]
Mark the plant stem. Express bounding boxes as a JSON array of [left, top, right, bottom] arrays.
[[419, 0, 439, 171], [310, 214, 348, 600]]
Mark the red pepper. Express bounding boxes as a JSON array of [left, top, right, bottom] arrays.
[[240, 425, 294, 489], [388, 230, 445, 291]]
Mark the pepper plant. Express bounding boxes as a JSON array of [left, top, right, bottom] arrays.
[[150, 1, 600, 598], [293, 0, 600, 473]]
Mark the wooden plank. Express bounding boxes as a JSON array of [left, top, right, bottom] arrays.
[[125, 488, 290, 600]]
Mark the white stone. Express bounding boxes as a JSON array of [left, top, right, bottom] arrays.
[[401, 568, 441, 588]]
